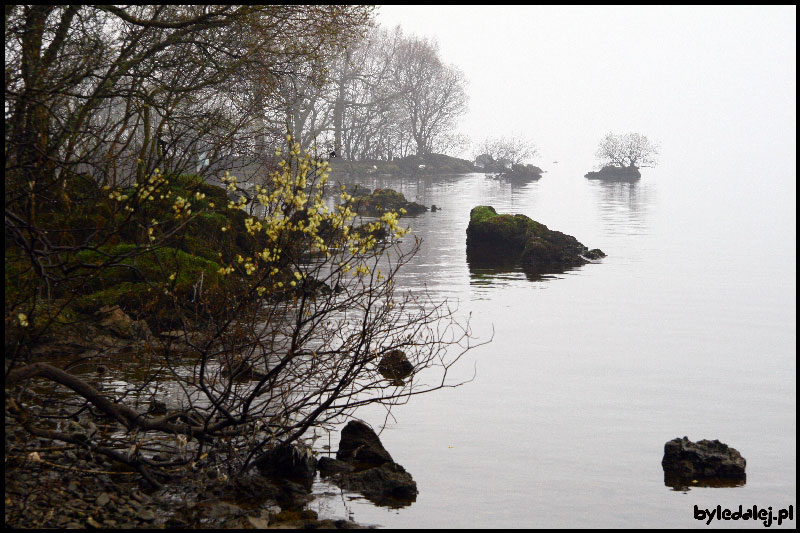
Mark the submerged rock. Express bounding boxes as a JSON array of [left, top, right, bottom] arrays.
[[321, 420, 418, 506], [466, 206, 604, 277], [661, 436, 746, 488], [585, 165, 641, 181]]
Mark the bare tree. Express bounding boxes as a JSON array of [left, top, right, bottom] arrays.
[[392, 35, 468, 156], [474, 136, 539, 167], [595, 132, 659, 169]]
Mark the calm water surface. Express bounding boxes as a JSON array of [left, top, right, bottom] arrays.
[[310, 162, 796, 528]]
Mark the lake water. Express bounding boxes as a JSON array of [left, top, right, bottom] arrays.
[[310, 162, 796, 528]]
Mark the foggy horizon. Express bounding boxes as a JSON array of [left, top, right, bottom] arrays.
[[376, 5, 796, 182]]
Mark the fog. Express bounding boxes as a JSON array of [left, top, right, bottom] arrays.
[[376, 6, 796, 191]]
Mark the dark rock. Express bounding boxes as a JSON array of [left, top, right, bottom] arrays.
[[430, 204, 438, 212], [336, 461, 418, 506], [584, 248, 607, 260], [274, 480, 313, 510], [377, 350, 414, 385], [336, 421, 393, 467], [466, 205, 604, 278], [329, 421, 418, 507], [318, 457, 355, 476], [662, 436, 746, 488], [585, 165, 641, 181], [256, 444, 317, 484]]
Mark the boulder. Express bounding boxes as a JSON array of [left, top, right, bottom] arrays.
[[336, 421, 393, 467], [377, 350, 414, 385], [585, 165, 641, 181], [317, 457, 354, 476], [323, 420, 418, 506], [662, 437, 746, 487], [335, 461, 418, 505], [466, 206, 604, 277]]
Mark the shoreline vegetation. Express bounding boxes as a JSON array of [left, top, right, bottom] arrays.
[[5, 6, 657, 529], [6, 6, 481, 527]]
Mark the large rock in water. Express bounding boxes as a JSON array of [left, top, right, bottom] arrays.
[[662, 437, 746, 487], [466, 206, 605, 277], [320, 421, 418, 506], [336, 420, 394, 466]]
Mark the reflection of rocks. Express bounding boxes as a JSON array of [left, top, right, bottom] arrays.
[[585, 165, 641, 181], [662, 437, 746, 489], [466, 206, 604, 279], [320, 421, 418, 507]]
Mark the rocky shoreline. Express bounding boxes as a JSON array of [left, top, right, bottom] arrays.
[[5, 418, 380, 530], [4, 455, 370, 529]]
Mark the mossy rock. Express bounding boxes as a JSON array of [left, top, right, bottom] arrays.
[[466, 205, 604, 276], [351, 188, 427, 217]]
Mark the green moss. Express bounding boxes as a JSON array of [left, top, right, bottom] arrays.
[[469, 206, 498, 224], [466, 205, 598, 273]]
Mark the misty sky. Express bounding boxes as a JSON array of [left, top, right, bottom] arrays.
[[376, 5, 796, 184]]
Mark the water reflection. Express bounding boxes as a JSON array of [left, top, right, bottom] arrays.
[[587, 179, 654, 234], [466, 250, 585, 283], [663, 473, 746, 492]]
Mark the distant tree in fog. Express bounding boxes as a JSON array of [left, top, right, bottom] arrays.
[[595, 132, 659, 169], [474, 136, 539, 167], [391, 35, 468, 156]]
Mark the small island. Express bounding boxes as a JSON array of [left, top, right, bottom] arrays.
[[474, 136, 543, 181], [585, 165, 641, 181], [585, 132, 658, 181], [466, 206, 605, 278]]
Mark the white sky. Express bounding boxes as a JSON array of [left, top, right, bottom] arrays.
[[375, 5, 796, 176]]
